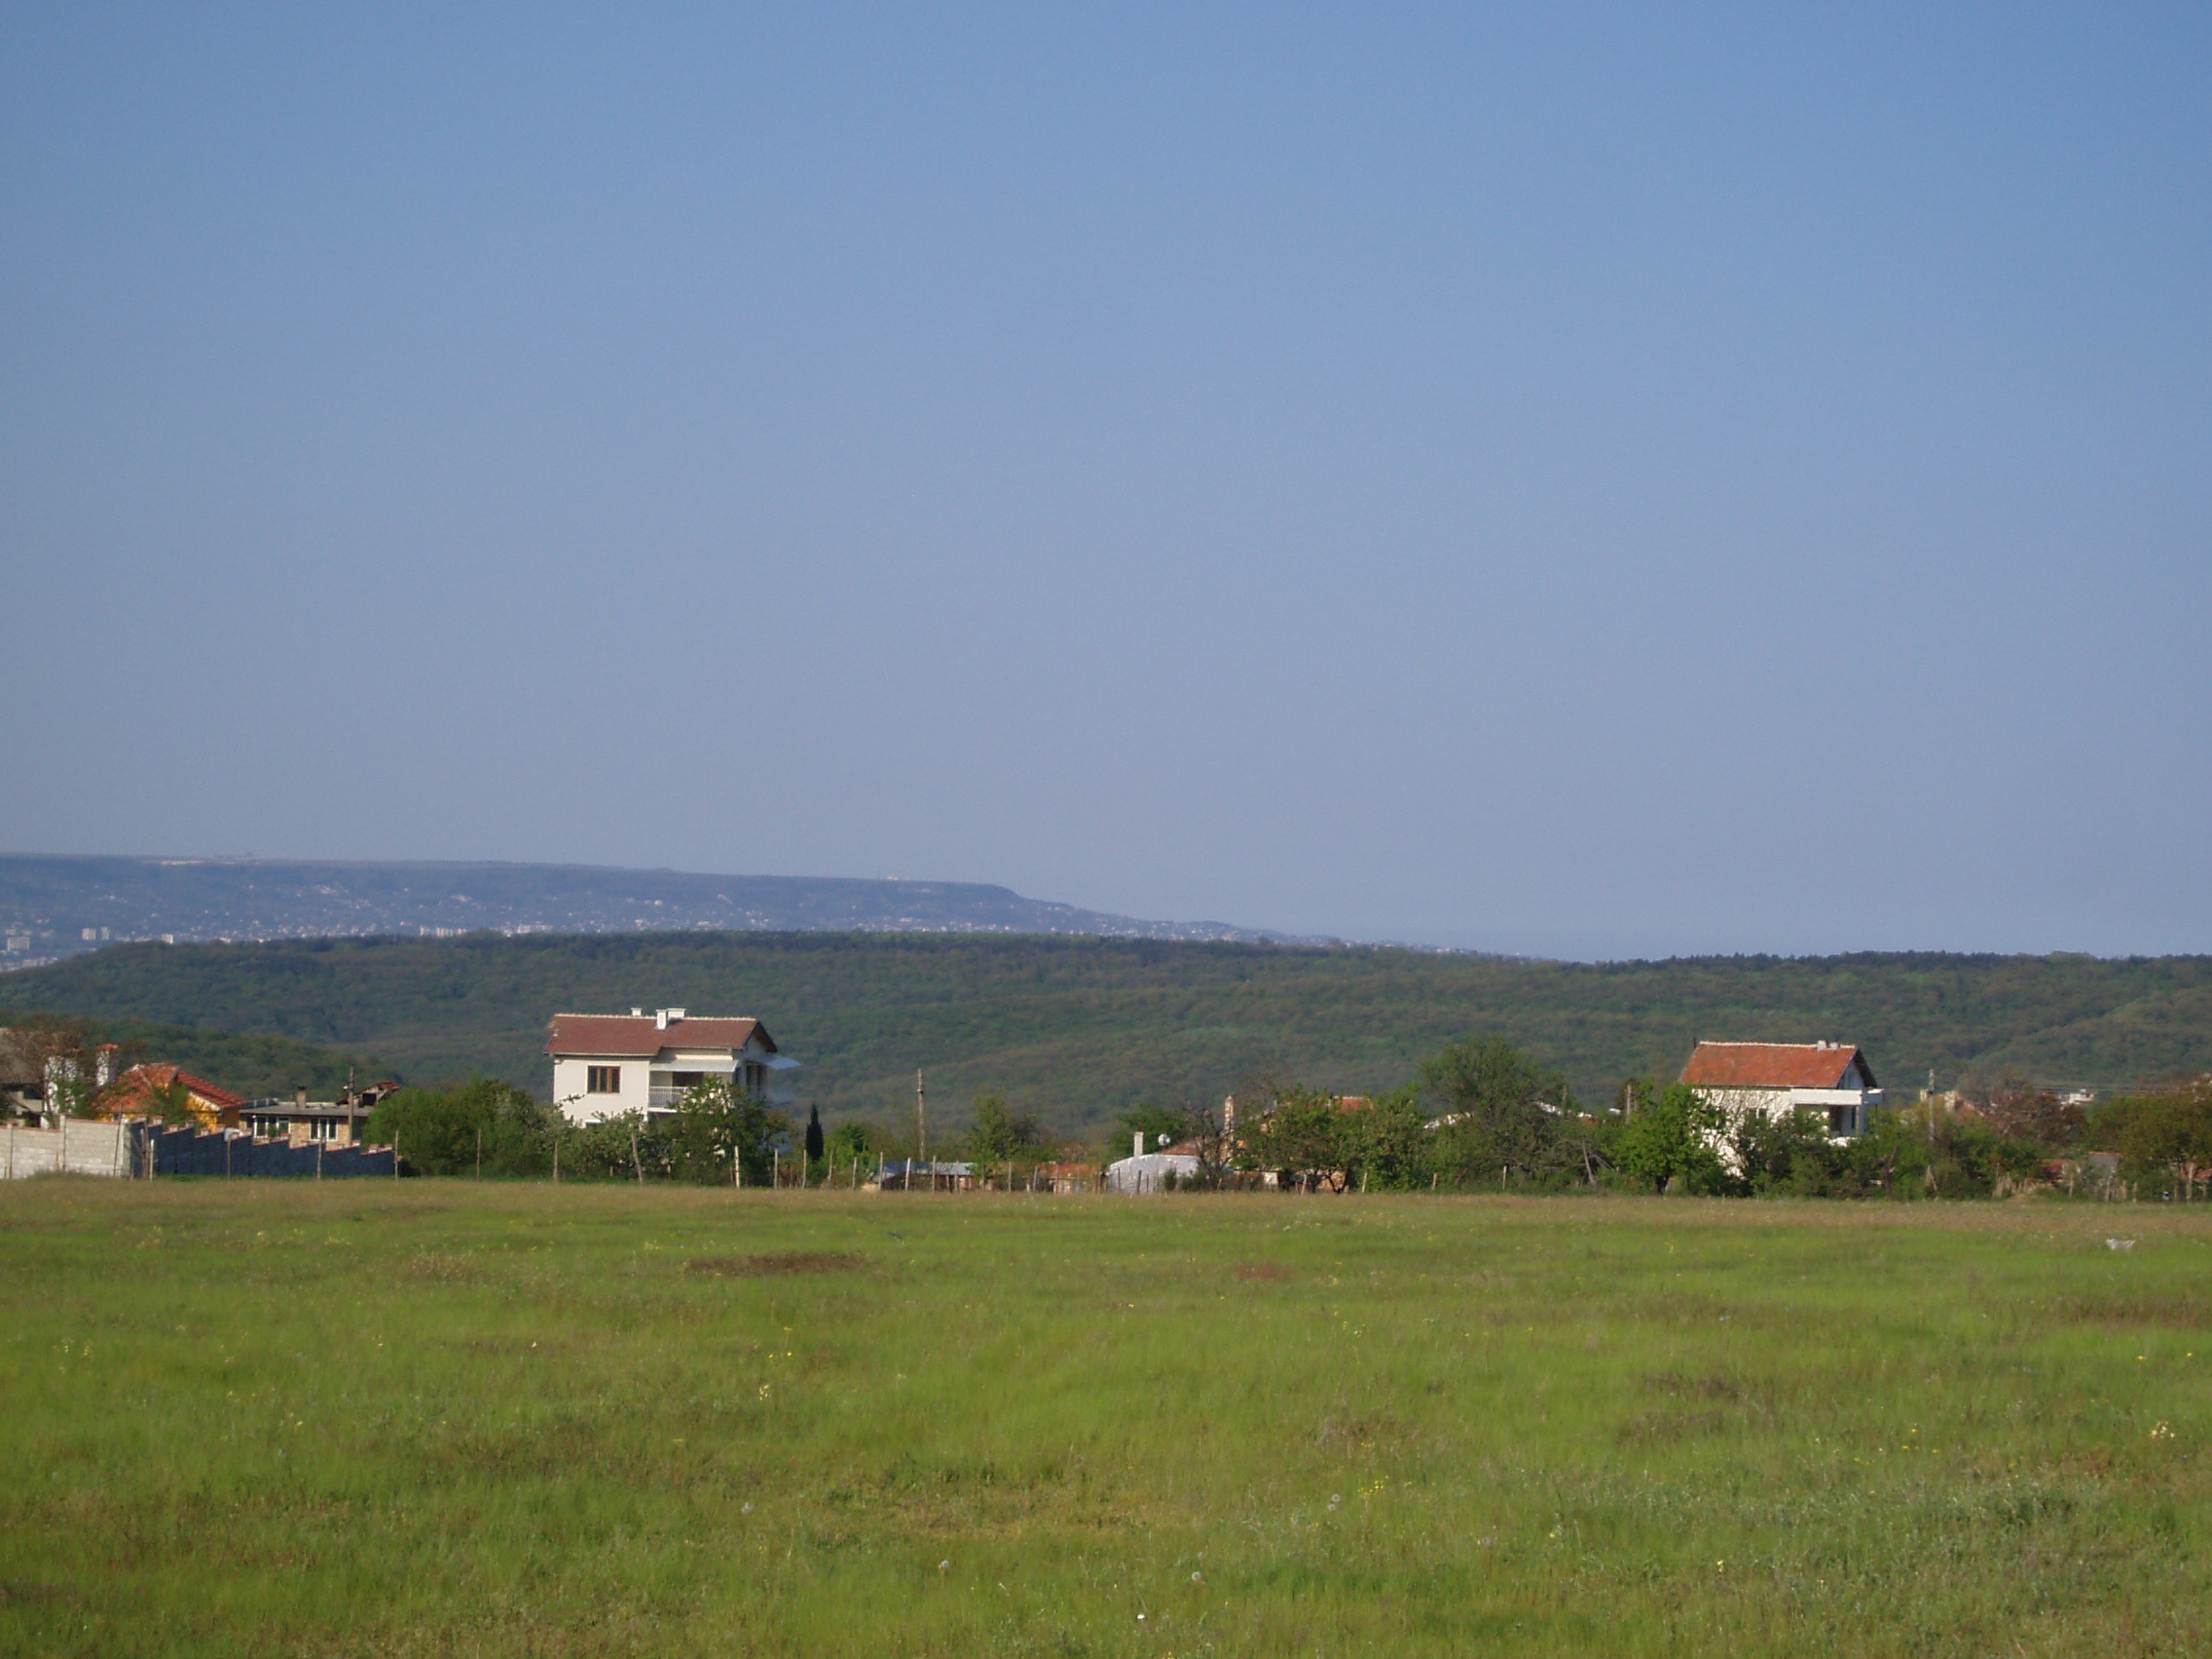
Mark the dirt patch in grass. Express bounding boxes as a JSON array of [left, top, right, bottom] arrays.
[[1235, 1263, 1291, 1281], [683, 1251, 866, 1277], [1619, 1407, 1735, 1442], [0, 1579, 80, 1609], [1641, 1370, 1753, 1402], [2051, 1294, 2212, 1329], [1622, 1371, 1778, 1441]]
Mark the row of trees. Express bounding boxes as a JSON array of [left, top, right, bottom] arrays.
[[365, 1078, 793, 1183], [1104, 1039, 2212, 1200], [19, 1002, 2210, 1199]]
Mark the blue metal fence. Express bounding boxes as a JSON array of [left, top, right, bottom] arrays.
[[137, 1124, 397, 1179]]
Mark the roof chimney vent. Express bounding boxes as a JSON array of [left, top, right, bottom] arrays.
[[656, 1007, 684, 1029], [631, 1007, 644, 1017]]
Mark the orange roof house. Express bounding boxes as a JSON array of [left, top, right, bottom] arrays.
[[1679, 1041, 1883, 1137], [101, 1063, 248, 1129]]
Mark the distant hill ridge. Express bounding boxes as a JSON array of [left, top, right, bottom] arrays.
[[0, 855, 1305, 964]]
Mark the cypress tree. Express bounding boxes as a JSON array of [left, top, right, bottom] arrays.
[[804, 1104, 825, 1164]]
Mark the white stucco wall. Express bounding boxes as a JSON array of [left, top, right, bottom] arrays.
[[1703, 1085, 1885, 1139], [553, 1032, 795, 1124], [552, 1054, 648, 1123]]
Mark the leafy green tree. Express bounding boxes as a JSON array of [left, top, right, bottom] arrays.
[[1, 1015, 114, 1124], [967, 1092, 1046, 1161], [1239, 1085, 1351, 1189], [138, 1074, 201, 1126], [367, 1078, 558, 1176], [668, 1076, 788, 1185], [2097, 1078, 2212, 1196], [1613, 1083, 1728, 1195], [1732, 1107, 1851, 1197], [558, 1112, 649, 1181], [1419, 1036, 1578, 1185], [1967, 1078, 2085, 1150], [1342, 1086, 1428, 1190]]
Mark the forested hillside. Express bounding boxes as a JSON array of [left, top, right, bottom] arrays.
[[5, 934, 2207, 1134]]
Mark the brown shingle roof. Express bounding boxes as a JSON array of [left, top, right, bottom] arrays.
[[1680, 1041, 1871, 1089], [544, 1014, 774, 1057]]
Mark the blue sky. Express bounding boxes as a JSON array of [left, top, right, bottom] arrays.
[[3, 3, 2206, 957]]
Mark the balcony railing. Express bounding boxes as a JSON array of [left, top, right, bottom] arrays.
[[648, 1082, 769, 1110]]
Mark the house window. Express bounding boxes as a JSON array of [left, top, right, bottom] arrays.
[[587, 1066, 621, 1094]]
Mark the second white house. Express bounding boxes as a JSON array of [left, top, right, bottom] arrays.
[[546, 1007, 798, 1124]]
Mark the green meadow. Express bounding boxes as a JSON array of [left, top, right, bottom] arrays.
[[4, 1181, 2208, 1657]]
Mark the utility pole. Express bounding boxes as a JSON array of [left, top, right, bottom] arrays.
[[916, 1070, 928, 1194]]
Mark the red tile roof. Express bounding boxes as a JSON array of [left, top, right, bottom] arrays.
[[109, 1063, 248, 1111], [1680, 1041, 1872, 1089], [544, 1014, 774, 1057]]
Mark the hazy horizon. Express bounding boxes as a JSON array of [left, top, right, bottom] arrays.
[[5, 6, 2206, 960]]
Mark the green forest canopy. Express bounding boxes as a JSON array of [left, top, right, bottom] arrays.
[[4, 933, 2207, 1135]]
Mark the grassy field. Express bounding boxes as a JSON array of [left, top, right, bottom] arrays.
[[5, 1181, 2209, 1657]]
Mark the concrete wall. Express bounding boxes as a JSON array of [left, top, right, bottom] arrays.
[[1, 1119, 131, 1178], [1106, 1152, 1202, 1194]]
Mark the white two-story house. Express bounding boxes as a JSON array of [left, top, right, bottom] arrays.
[[1679, 1039, 1884, 1139], [545, 1008, 798, 1124]]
